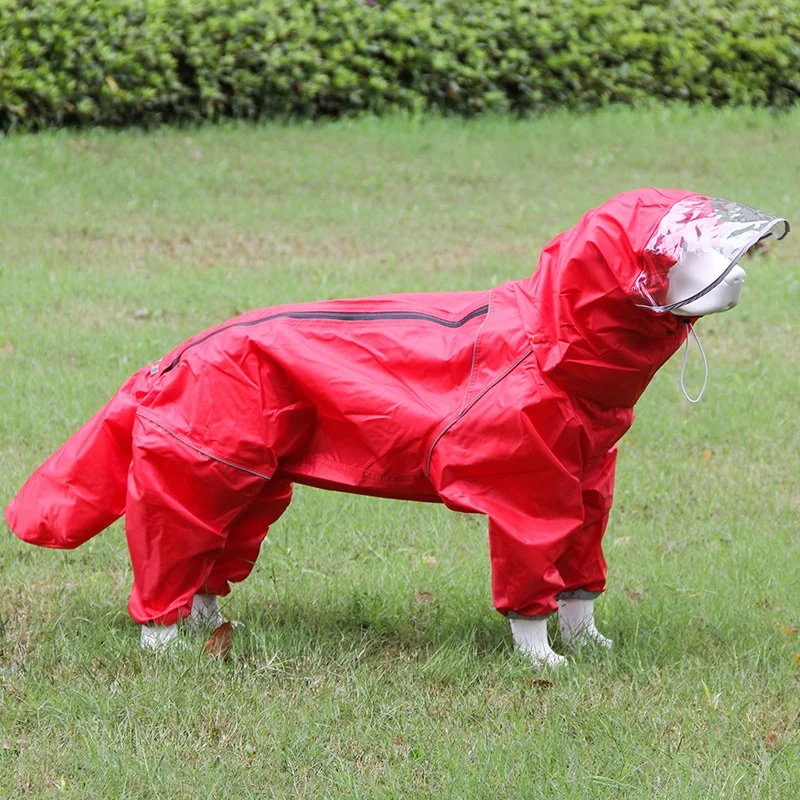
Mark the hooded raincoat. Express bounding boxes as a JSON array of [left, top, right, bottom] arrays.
[[5, 188, 786, 626]]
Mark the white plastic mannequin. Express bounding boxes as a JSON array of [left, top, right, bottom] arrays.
[[665, 249, 745, 316], [510, 247, 746, 667], [509, 617, 568, 668], [558, 597, 613, 649]]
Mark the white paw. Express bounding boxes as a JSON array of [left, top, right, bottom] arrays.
[[140, 623, 179, 651], [557, 597, 612, 651], [517, 643, 569, 669], [185, 593, 226, 633], [509, 617, 568, 669], [563, 626, 613, 650]]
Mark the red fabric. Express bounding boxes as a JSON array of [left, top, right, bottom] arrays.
[[6, 188, 696, 624]]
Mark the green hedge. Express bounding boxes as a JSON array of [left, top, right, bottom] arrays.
[[1, 0, 799, 130]]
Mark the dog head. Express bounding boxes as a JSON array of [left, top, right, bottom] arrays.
[[523, 189, 789, 407], [665, 250, 745, 317], [631, 193, 789, 317]]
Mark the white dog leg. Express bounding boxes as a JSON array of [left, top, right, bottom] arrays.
[[140, 623, 179, 650], [185, 593, 226, 632], [558, 597, 612, 649], [509, 617, 568, 668], [139, 595, 232, 650]]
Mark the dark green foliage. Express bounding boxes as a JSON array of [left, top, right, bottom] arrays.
[[1, 0, 799, 130]]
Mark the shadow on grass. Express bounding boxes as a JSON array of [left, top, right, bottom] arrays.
[[235, 592, 509, 661], [44, 581, 783, 680]]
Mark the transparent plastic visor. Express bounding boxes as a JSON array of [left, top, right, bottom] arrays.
[[633, 196, 790, 313]]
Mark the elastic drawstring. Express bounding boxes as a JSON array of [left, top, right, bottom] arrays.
[[680, 322, 708, 403]]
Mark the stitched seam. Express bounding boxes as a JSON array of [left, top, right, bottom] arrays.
[[425, 348, 534, 478], [136, 411, 273, 480], [459, 291, 492, 414]]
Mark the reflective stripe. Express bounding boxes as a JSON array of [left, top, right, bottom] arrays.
[[162, 304, 490, 374], [136, 412, 273, 480], [425, 348, 533, 478]]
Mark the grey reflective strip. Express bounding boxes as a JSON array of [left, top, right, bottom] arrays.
[[557, 590, 602, 601], [163, 304, 490, 373], [425, 347, 533, 477], [137, 412, 273, 480]]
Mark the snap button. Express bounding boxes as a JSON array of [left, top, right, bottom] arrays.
[[532, 334, 544, 345]]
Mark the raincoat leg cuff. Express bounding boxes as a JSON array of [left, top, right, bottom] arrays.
[[140, 623, 180, 650], [203, 582, 233, 598], [150, 609, 190, 626], [506, 610, 554, 621], [556, 589, 603, 601], [130, 603, 192, 627]]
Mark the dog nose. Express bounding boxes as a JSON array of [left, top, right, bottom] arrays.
[[723, 265, 746, 286]]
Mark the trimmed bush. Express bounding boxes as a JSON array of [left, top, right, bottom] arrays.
[[1, 0, 799, 131]]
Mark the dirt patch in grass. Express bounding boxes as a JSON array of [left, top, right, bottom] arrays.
[[34, 227, 535, 274], [41, 227, 381, 268]]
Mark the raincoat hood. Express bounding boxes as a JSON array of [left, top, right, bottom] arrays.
[[514, 188, 788, 408]]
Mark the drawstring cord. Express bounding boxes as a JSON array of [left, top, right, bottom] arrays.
[[680, 322, 708, 403]]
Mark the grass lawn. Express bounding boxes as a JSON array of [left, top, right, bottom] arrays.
[[1, 107, 799, 798]]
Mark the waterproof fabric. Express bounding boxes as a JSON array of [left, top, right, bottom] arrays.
[[7, 188, 753, 625]]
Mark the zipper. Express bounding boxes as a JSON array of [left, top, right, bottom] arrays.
[[160, 304, 490, 375], [425, 347, 533, 478]]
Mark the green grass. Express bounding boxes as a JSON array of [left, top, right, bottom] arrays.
[[1, 107, 800, 798]]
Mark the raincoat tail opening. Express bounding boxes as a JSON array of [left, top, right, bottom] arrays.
[[4, 368, 151, 549]]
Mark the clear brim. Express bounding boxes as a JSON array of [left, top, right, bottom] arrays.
[[632, 196, 790, 312]]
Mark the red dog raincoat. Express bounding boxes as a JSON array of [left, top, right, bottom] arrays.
[[5, 188, 787, 625]]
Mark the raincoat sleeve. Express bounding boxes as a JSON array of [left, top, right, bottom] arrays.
[[484, 467, 586, 618], [433, 425, 586, 619], [554, 446, 618, 598]]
